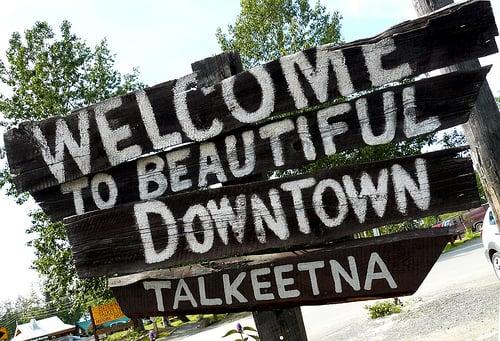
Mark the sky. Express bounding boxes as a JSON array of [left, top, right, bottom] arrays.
[[0, 0, 499, 303]]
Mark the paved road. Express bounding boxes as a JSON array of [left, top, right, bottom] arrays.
[[165, 238, 499, 340]]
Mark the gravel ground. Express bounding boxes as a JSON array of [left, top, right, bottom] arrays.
[[322, 281, 500, 341]]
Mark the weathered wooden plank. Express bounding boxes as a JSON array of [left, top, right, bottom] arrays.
[[109, 228, 452, 316], [5, 0, 497, 193], [34, 67, 489, 220], [414, 0, 500, 234], [65, 147, 479, 277]]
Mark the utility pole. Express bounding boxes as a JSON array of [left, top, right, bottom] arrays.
[[412, 0, 500, 222]]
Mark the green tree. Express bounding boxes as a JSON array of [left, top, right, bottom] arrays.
[[216, 0, 342, 69], [0, 292, 85, 337], [0, 21, 143, 316]]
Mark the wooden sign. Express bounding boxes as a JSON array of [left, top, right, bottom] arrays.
[[1, 1, 497, 327], [65, 147, 479, 277], [88, 304, 132, 341], [0, 327, 7, 341], [4, 0, 497, 194], [109, 228, 451, 316], [33, 67, 489, 221], [90, 301, 127, 326]]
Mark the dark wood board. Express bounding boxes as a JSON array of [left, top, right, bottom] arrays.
[[34, 67, 489, 220], [5, 0, 497, 193], [109, 228, 452, 315], [65, 147, 479, 278]]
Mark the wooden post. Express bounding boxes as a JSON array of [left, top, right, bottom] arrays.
[[412, 0, 500, 223], [151, 317, 158, 335], [88, 307, 99, 341], [253, 309, 308, 341], [162, 315, 170, 327], [131, 318, 144, 331]]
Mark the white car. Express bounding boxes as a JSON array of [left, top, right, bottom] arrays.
[[481, 207, 500, 279]]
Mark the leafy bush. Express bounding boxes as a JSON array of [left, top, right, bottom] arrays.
[[365, 300, 402, 319]]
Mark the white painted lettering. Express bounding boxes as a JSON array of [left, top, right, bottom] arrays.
[[317, 104, 350, 155], [258, 119, 295, 167], [198, 277, 222, 306], [251, 190, 289, 243], [223, 66, 275, 123], [342, 169, 389, 223], [225, 131, 256, 178], [173, 279, 198, 309], [251, 267, 274, 301], [198, 142, 227, 187], [362, 38, 412, 87], [33, 110, 90, 183], [296, 116, 317, 161], [330, 256, 361, 293], [356, 91, 396, 145], [183, 204, 215, 254], [364, 252, 397, 290], [207, 195, 246, 244], [274, 264, 300, 299], [391, 158, 430, 214], [313, 179, 348, 227], [60, 177, 89, 215], [297, 261, 325, 296], [136, 90, 182, 149], [280, 47, 354, 109], [134, 201, 178, 264], [166, 148, 192, 192], [90, 173, 118, 210], [137, 155, 168, 200], [403, 86, 440, 137], [174, 73, 223, 141], [281, 178, 316, 234], [223, 273, 248, 304], [95, 97, 142, 166], [144, 281, 171, 312]]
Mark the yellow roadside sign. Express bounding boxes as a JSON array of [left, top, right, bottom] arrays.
[[91, 301, 126, 326], [0, 327, 8, 340]]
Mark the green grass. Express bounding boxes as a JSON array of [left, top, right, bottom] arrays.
[[104, 328, 145, 341], [103, 327, 173, 341], [365, 300, 402, 319], [103, 315, 229, 341], [443, 230, 480, 252]]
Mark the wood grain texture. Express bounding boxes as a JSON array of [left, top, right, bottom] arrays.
[[33, 67, 489, 220], [109, 228, 452, 316], [65, 147, 479, 278], [413, 0, 500, 244], [4, 0, 497, 193], [253, 308, 308, 341]]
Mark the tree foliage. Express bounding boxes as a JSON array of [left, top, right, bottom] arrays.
[[0, 21, 143, 315], [0, 21, 141, 125], [0, 291, 81, 338], [216, 0, 342, 69]]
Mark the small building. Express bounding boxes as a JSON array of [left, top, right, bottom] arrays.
[[11, 316, 75, 341]]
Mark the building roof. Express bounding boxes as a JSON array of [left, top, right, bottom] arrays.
[[11, 316, 75, 341]]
